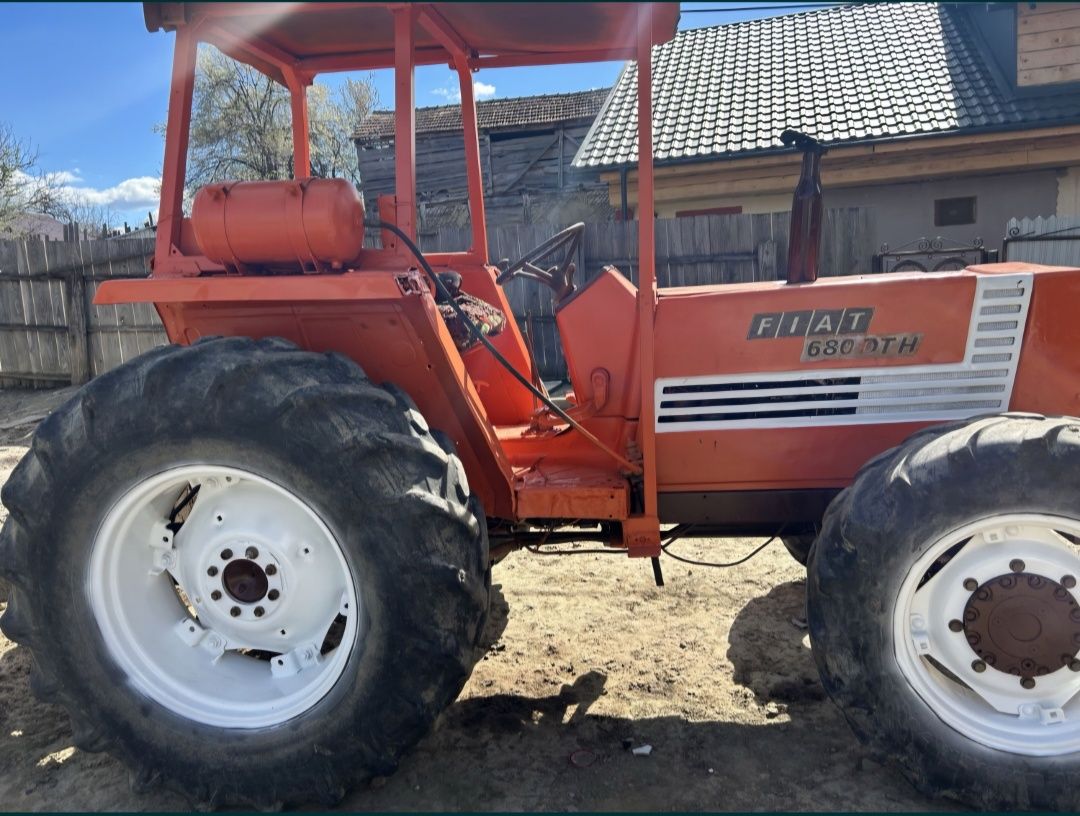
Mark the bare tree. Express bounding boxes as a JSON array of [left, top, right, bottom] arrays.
[[0, 123, 64, 236], [183, 47, 378, 190], [58, 194, 125, 239]]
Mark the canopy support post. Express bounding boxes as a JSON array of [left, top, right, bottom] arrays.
[[155, 24, 199, 277], [285, 70, 312, 179], [626, 2, 661, 555], [393, 6, 418, 242], [456, 58, 488, 263]]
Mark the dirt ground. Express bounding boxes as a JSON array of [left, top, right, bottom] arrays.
[[0, 387, 965, 812]]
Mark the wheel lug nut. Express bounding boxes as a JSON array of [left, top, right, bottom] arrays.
[[221, 548, 233, 560], [1010, 559, 1025, 573], [972, 660, 987, 673], [948, 619, 963, 632], [265, 564, 277, 576], [1021, 677, 1036, 689], [207, 566, 218, 577], [1064, 575, 1077, 589], [230, 606, 241, 617], [268, 589, 280, 601], [964, 578, 979, 591], [211, 590, 222, 601], [254, 606, 265, 618], [246, 546, 259, 560]]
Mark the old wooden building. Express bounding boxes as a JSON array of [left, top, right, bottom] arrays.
[[353, 88, 613, 232]]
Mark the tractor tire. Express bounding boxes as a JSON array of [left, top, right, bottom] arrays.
[[781, 533, 816, 566], [0, 337, 489, 809], [808, 413, 1080, 810]]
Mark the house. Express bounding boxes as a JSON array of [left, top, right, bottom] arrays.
[[1, 213, 65, 241], [573, 2, 1080, 270], [353, 88, 613, 231]]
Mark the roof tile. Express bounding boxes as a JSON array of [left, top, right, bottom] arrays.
[[355, 87, 610, 141], [573, 3, 1080, 168]]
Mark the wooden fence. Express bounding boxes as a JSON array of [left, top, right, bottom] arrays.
[[0, 207, 873, 386], [0, 237, 164, 388]]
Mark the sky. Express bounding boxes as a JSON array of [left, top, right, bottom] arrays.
[[0, 2, 835, 226]]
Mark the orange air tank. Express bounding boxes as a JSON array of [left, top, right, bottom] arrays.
[[191, 178, 365, 274]]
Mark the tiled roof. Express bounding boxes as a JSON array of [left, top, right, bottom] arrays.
[[573, 3, 1080, 168], [355, 87, 610, 141]]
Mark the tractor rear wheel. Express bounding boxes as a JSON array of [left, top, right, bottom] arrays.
[[808, 414, 1080, 810], [0, 337, 489, 809]]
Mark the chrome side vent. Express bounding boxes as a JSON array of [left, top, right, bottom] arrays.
[[655, 274, 1033, 431]]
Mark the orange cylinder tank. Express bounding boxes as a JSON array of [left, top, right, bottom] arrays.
[[191, 178, 365, 273]]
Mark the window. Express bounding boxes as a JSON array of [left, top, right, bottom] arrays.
[[934, 196, 977, 227], [675, 205, 743, 218]]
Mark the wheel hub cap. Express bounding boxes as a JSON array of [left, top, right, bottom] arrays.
[[223, 558, 269, 604], [964, 572, 1080, 681]]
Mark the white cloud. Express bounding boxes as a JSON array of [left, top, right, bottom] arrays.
[[61, 176, 161, 210], [430, 79, 497, 104]]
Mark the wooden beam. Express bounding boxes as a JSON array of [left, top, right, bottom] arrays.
[[1018, 7, 1080, 35], [604, 125, 1080, 192], [612, 140, 1080, 206], [1020, 61, 1080, 85], [1020, 2, 1080, 15], [1020, 44, 1080, 70], [1020, 28, 1080, 52]]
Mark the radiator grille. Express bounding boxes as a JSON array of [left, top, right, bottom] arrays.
[[655, 274, 1033, 431]]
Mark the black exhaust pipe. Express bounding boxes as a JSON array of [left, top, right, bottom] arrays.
[[781, 129, 827, 284]]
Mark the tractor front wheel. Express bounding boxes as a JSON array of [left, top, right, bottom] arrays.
[[0, 337, 489, 809], [808, 414, 1080, 810]]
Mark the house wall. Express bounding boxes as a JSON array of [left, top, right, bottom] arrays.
[[1017, 3, 1080, 87], [650, 170, 1059, 261], [1059, 166, 1080, 216], [823, 169, 1059, 255], [355, 119, 612, 230]]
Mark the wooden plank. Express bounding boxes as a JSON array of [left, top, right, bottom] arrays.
[[25, 237, 61, 378], [1019, 61, 1080, 86], [109, 243, 145, 365], [0, 242, 26, 385], [1020, 27, 1080, 53], [46, 241, 72, 375], [67, 248, 91, 385], [1019, 42, 1080, 69], [756, 239, 778, 281], [1018, 8, 1080, 35], [12, 240, 39, 383], [85, 241, 117, 377], [1020, 2, 1080, 16]]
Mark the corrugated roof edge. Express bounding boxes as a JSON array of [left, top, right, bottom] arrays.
[[571, 115, 1080, 172]]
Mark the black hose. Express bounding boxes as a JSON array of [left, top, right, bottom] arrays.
[[374, 221, 641, 474]]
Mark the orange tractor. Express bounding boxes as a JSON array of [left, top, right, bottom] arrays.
[[4, 2, 1080, 809]]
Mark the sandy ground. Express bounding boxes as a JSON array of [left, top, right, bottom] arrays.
[[0, 388, 965, 812]]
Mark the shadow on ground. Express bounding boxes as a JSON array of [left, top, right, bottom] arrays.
[[0, 576, 961, 812]]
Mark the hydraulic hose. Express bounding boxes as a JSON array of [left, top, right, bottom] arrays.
[[374, 221, 642, 475]]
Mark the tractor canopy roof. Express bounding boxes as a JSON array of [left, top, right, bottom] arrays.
[[143, 2, 680, 81]]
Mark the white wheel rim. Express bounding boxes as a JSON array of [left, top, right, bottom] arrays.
[[88, 465, 359, 728], [895, 514, 1080, 755]]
